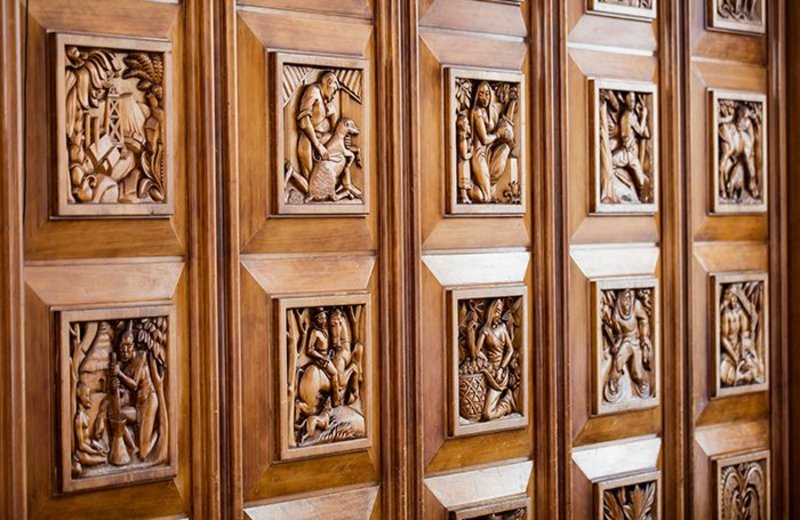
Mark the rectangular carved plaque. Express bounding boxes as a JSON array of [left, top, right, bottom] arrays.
[[714, 451, 770, 520], [710, 90, 767, 214], [445, 67, 526, 215], [452, 496, 530, 520], [711, 272, 769, 397], [590, 79, 659, 214], [595, 471, 661, 520], [272, 52, 370, 215], [54, 33, 173, 217], [277, 293, 372, 460], [708, 0, 765, 34], [587, 0, 657, 20], [449, 286, 528, 437], [58, 305, 177, 492], [592, 278, 659, 415]]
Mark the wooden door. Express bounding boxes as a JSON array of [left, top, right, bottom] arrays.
[[0, 0, 792, 519]]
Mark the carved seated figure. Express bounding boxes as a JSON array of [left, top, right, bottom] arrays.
[[71, 382, 109, 476]]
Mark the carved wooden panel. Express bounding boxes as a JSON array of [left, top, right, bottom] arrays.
[[711, 90, 767, 214], [714, 450, 770, 520], [449, 285, 528, 437], [273, 52, 370, 215], [451, 496, 530, 520], [711, 272, 768, 398], [445, 67, 526, 215], [592, 278, 659, 415], [595, 471, 661, 520], [54, 33, 173, 217], [277, 293, 371, 460], [708, 0, 765, 34], [58, 305, 177, 492], [587, 0, 657, 20], [590, 79, 658, 214]]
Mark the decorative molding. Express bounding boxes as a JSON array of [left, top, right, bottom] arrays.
[[424, 461, 533, 511], [595, 471, 661, 520], [54, 33, 173, 217], [572, 436, 662, 482], [708, 0, 765, 34], [58, 305, 177, 492], [711, 272, 769, 398], [590, 79, 659, 214], [272, 52, 370, 215], [243, 485, 379, 520], [445, 67, 526, 215], [592, 278, 659, 415], [587, 0, 657, 21], [276, 293, 371, 460], [451, 496, 530, 520], [449, 285, 528, 437], [710, 90, 767, 214], [714, 450, 769, 520]]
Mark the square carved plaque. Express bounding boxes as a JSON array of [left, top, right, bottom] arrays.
[[714, 450, 770, 520], [710, 90, 767, 214], [592, 278, 659, 415], [58, 305, 177, 492], [711, 272, 769, 398], [272, 52, 370, 215], [595, 471, 661, 520], [54, 33, 173, 217], [708, 0, 765, 34], [448, 285, 528, 437], [276, 293, 372, 460], [451, 496, 530, 520], [445, 67, 526, 215], [590, 79, 659, 214], [587, 0, 657, 20]]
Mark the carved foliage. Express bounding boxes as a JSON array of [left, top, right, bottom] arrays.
[[711, 91, 767, 213], [447, 68, 526, 215], [591, 80, 658, 213], [278, 294, 371, 459], [715, 451, 769, 520], [594, 278, 659, 414], [274, 53, 370, 215], [452, 496, 530, 520], [59, 306, 176, 492], [709, 0, 765, 34], [450, 286, 527, 436], [599, 475, 659, 520], [56, 34, 172, 216], [588, 0, 657, 20], [713, 273, 768, 397]]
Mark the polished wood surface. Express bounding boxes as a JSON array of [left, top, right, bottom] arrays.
[[0, 0, 795, 518]]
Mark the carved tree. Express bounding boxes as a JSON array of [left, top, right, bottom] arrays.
[[717, 279, 766, 393], [715, 96, 765, 209]]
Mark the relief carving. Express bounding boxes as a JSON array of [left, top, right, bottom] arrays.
[[447, 68, 526, 215], [601, 479, 658, 520], [275, 53, 369, 215], [451, 287, 527, 436], [452, 496, 530, 520], [713, 274, 768, 397], [588, 0, 657, 19], [279, 295, 370, 459], [56, 34, 171, 216], [716, 452, 769, 520], [712, 91, 767, 213], [592, 80, 658, 213], [59, 306, 175, 492], [710, 0, 765, 33], [594, 279, 659, 414]]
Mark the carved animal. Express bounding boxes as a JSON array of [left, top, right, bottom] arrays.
[[306, 118, 360, 202]]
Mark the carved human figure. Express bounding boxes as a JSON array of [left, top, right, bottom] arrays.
[[599, 88, 653, 206], [600, 288, 654, 405], [718, 283, 765, 388], [286, 303, 367, 451], [717, 98, 762, 205], [457, 295, 523, 428], [71, 382, 109, 476]]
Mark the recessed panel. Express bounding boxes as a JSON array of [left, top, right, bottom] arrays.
[[595, 471, 661, 519], [54, 33, 173, 217], [272, 52, 370, 215], [276, 293, 372, 460], [449, 285, 528, 437], [58, 305, 177, 492], [714, 450, 769, 520], [445, 67, 526, 215]]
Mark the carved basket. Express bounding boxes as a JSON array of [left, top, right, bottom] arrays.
[[459, 372, 486, 422]]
